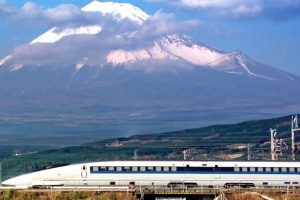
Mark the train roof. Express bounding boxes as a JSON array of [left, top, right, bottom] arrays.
[[81, 160, 300, 168]]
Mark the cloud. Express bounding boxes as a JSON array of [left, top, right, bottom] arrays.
[[151, 0, 300, 20], [0, 0, 16, 16], [20, 2, 82, 22], [130, 11, 200, 47], [0, 0, 99, 27]]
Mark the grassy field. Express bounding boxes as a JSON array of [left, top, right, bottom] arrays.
[[1, 190, 300, 200], [0, 190, 135, 200]]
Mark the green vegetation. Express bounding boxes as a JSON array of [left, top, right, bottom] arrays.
[[1, 114, 299, 179]]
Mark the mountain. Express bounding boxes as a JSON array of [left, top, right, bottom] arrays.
[[0, 1, 300, 143], [107, 34, 297, 81]]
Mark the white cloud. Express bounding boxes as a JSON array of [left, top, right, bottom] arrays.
[[153, 0, 300, 20], [44, 4, 82, 22], [135, 11, 199, 40], [178, 0, 264, 18], [180, 0, 239, 8], [0, 0, 86, 24]]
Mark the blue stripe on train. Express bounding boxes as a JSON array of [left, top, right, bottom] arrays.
[[90, 171, 300, 175]]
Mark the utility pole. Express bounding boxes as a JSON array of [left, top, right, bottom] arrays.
[[291, 115, 300, 160], [134, 149, 138, 160], [270, 128, 282, 160], [183, 150, 187, 161], [247, 143, 251, 161]]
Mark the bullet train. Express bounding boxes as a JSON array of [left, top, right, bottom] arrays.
[[2, 160, 300, 188]]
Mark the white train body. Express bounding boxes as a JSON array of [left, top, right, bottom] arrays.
[[2, 161, 300, 188]]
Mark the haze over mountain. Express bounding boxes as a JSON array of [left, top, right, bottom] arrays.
[[0, 0, 300, 141]]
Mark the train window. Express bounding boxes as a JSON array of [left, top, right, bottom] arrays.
[[186, 165, 190, 171], [117, 167, 122, 171], [220, 167, 234, 172], [257, 168, 263, 172], [265, 167, 271, 172], [289, 168, 295, 172], [140, 167, 146, 171], [214, 165, 219, 171], [273, 168, 279, 172], [202, 164, 207, 166], [129, 182, 135, 186], [284, 182, 290, 184], [109, 167, 115, 171], [263, 182, 268, 185], [100, 167, 107, 171], [281, 167, 287, 172], [123, 167, 131, 171], [250, 167, 255, 172], [110, 182, 115, 185], [177, 167, 185, 171], [156, 167, 161, 171], [293, 182, 298, 184], [132, 167, 138, 171], [163, 167, 169, 171], [297, 168, 300, 172], [242, 167, 248, 172], [234, 167, 239, 172], [171, 167, 176, 171], [92, 166, 98, 171], [146, 167, 154, 171]]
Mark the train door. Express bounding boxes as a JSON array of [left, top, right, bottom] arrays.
[[81, 165, 88, 178]]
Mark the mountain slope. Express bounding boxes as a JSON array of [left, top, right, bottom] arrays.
[[0, 0, 299, 142], [107, 34, 297, 81]]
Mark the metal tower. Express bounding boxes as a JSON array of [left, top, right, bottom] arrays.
[[291, 115, 300, 160], [270, 128, 283, 160]]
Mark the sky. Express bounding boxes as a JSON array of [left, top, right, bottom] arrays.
[[0, 0, 300, 75]]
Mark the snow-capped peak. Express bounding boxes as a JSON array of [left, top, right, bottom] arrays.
[[106, 34, 277, 80], [31, 1, 149, 45], [82, 1, 149, 25], [107, 34, 226, 67], [158, 34, 194, 46], [31, 26, 102, 44]]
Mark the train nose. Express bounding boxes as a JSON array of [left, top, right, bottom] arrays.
[[1, 176, 30, 187], [2, 178, 16, 186]]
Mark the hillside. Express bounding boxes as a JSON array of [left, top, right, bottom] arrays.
[[1, 114, 299, 180]]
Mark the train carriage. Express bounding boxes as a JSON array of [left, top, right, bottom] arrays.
[[2, 161, 300, 188]]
